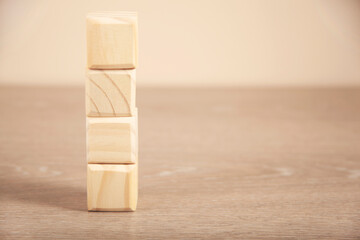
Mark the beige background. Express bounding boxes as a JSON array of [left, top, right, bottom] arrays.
[[0, 0, 360, 87]]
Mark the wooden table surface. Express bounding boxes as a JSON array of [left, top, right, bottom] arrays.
[[0, 86, 359, 239]]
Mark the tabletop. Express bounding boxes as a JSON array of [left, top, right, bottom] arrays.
[[0, 86, 359, 239]]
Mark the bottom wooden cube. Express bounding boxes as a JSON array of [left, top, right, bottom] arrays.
[[87, 164, 138, 211]]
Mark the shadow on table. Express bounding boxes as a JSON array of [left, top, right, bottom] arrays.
[[0, 175, 87, 212]]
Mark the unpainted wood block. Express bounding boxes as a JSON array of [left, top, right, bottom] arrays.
[[87, 113, 138, 164], [87, 164, 138, 211], [86, 69, 136, 117], [87, 12, 138, 69]]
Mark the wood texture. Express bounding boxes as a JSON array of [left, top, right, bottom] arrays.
[[87, 113, 138, 164], [86, 12, 138, 69], [0, 86, 360, 239], [86, 69, 136, 117], [87, 164, 137, 211]]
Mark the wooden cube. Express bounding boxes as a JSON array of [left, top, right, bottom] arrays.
[[86, 69, 136, 117], [86, 113, 138, 164], [87, 12, 138, 69], [87, 164, 138, 211]]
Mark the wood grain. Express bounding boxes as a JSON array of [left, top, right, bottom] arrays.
[[86, 69, 136, 117], [86, 12, 138, 69], [87, 164, 137, 211], [0, 86, 359, 239], [86, 113, 138, 164]]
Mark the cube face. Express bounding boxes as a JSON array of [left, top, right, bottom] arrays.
[[86, 69, 136, 117], [87, 164, 138, 211], [87, 12, 138, 69], [87, 115, 137, 164]]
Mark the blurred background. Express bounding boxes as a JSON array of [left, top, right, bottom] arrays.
[[0, 0, 360, 87]]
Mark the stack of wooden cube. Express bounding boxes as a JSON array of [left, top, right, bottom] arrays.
[[85, 12, 138, 211]]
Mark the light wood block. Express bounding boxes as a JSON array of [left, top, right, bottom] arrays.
[[87, 12, 138, 69], [86, 113, 138, 164], [87, 164, 138, 211], [86, 69, 136, 117]]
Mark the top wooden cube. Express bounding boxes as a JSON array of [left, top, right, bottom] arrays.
[[87, 12, 138, 69]]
